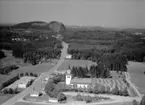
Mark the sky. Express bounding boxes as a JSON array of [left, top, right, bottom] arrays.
[[0, 0, 145, 28]]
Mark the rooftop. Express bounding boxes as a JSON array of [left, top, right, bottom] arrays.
[[70, 78, 92, 84]]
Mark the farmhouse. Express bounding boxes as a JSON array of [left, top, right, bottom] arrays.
[[65, 70, 93, 88]]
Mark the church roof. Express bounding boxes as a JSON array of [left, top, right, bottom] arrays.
[[70, 78, 92, 84]]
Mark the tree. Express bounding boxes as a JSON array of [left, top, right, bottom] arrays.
[[76, 93, 83, 101], [140, 95, 145, 105], [25, 72, 29, 76], [85, 95, 92, 103], [20, 73, 24, 77], [57, 92, 67, 102], [8, 88, 13, 94], [133, 100, 138, 105], [3, 89, 8, 94]]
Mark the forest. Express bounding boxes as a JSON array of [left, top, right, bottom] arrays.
[[71, 64, 110, 78], [0, 27, 62, 65], [63, 29, 145, 71]]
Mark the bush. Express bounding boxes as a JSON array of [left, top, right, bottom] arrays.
[[3, 88, 8, 94], [57, 92, 67, 102], [45, 80, 55, 97], [8, 88, 13, 94], [1, 75, 20, 89], [94, 83, 105, 94], [0, 65, 19, 75], [112, 85, 119, 95], [85, 95, 92, 103], [133, 100, 139, 105], [76, 94, 83, 101]]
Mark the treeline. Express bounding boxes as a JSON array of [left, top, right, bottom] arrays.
[[0, 65, 19, 75], [113, 36, 145, 62], [0, 50, 5, 59], [69, 52, 127, 72], [71, 64, 110, 78], [0, 75, 20, 90]]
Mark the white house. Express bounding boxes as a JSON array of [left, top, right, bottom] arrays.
[[49, 98, 58, 103], [30, 91, 41, 97], [18, 83, 27, 88]]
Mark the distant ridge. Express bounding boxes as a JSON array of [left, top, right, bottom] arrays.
[[1, 21, 145, 32], [12, 21, 49, 30]]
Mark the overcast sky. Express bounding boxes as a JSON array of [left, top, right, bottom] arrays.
[[0, 0, 145, 28]]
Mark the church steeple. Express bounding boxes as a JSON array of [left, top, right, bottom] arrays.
[[65, 70, 72, 85]]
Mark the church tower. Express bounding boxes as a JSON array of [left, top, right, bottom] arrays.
[[65, 70, 72, 85]]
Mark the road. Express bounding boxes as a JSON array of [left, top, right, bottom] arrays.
[[1, 41, 68, 105]]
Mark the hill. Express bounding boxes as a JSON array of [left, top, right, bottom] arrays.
[[12, 21, 49, 30], [11, 21, 66, 33]]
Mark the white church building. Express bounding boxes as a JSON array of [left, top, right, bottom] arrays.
[[65, 70, 92, 89]]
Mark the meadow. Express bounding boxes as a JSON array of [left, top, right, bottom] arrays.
[[127, 61, 145, 94]]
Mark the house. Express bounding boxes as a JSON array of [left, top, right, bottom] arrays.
[[70, 78, 91, 88], [65, 70, 93, 89], [30, 91, 41, 97], [18, 83, 27, 88], [49, 98, 58, 103]]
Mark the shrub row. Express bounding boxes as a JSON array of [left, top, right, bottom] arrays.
[[74, 94, 109, 103], [0, 65, 19, 75]]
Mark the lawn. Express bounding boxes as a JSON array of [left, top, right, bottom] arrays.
[[127, 61, 145, 94], [58, 59, 97, 71], [0, 93, 14, 105]]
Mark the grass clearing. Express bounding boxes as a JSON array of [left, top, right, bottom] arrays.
[[127, 61, 145, 94], [0, 94, 14, 105]]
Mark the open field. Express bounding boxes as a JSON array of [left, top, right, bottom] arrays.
[[0, 94, 14, 105], [58, 59, 97, 71], [127, 61, 145, 94], [0, 50, 31, 68], [0, 59, 58, 84]]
